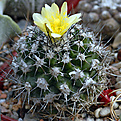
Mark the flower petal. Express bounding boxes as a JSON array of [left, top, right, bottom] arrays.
[[45, 4, 51, 10], [46, 23, 52, 32], [60, 18, 76, 35], [41, 7, 47, 17], [60, 14, 81, 36], [61, 2, 67, 17], [44, 4, 52, 16], [41, 6, 53, 22], [33, 13, 44, 23], [51, 33, 61, 38], [33, 13, 47, 34], [51, 3, 59, 17], [68, 13, 82, 23], [34, 21, 46, 33]]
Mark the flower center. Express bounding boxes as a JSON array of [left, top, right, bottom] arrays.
[[54, 18, 60, 26], [50, 17, 63, 33], [49, 13, 69, 34]]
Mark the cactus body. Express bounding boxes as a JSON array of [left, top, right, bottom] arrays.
[[11, 24, 111, 119]]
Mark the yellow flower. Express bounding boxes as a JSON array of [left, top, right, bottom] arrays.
[[33, 2, 81, 38]]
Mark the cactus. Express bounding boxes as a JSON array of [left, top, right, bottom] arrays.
[[10, 24, 112, 119], [9, 2, 112, 120]]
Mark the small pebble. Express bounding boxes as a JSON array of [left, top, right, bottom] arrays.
[[109, 66, 119, 75], [11, 111, 19, 120], [116, 90, 121, 99], [0, 93, 7, 99], [86, 116, 94, 121], [14, 36, 19, 41], [94, 108, 102, 118], [95, 119, 103, 121], [0, 90, 7, 99], [119, 105, 121, 109], [25, 104, 31, 109], [119, 68, 121, 73], [18, 118, 23, 121], [101, 10, 111, 20], [117, 5, 121, 11], [114, 109, 121, 116], [0, 105, 11, 113], [0, 99, 5, 103], [112, 62, 121, 69], [1, 102, 9, 109], [114, 12, 121, 23], [40, 120, 44, 121], [12, 104, 19, 111], [24, 113, 40, 121], [114, 53, 118, 60], [110, 96, 119, 109], [81, 112, 87, 118], [102, 18, 119, 36], [116, 77, 121, 82], [113, 102, 119, 109], [88, 12, 99, 23], [74, 117, 82, 121], [112, 32, 121, 48], [91, 5, 100, 13], [99, 107, 110, 117], [115, 81, 121, 89], [82, 3, 92, 13], [0, 61, 4, 66], [109, 9, 118, 16], [9, 104, 13, 110]]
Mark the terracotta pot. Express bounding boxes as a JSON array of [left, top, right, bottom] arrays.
[[66, 0, 80, 14], [1, 114, 17, 121], [59, 0, 80, 14]]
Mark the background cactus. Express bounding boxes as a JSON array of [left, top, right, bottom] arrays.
[[9, 23, 112, 119]]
